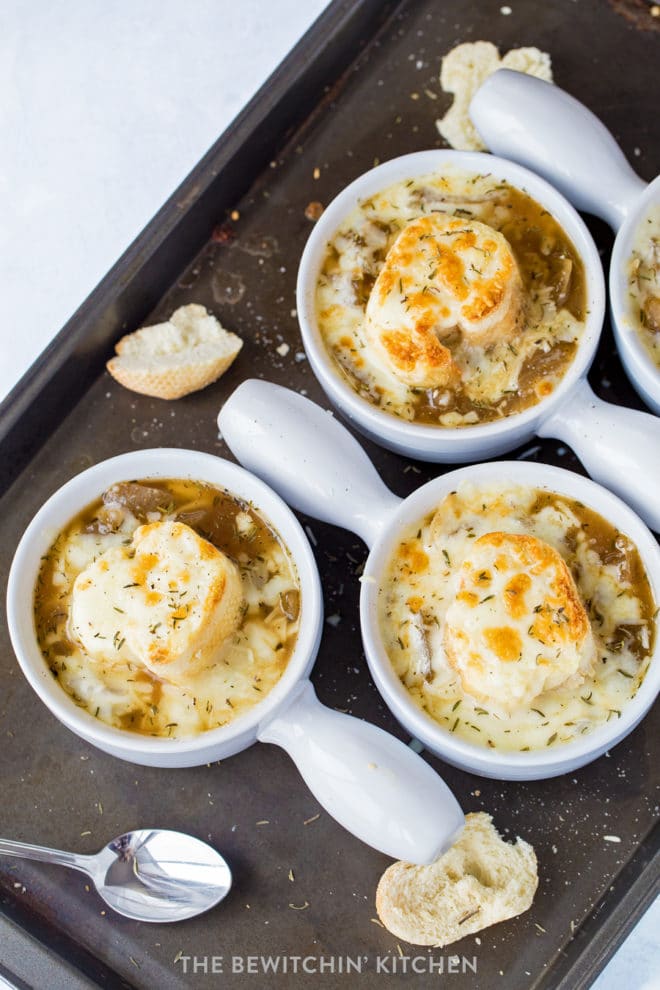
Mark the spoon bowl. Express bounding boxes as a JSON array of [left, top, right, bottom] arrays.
[[0, 829, 232, 923]]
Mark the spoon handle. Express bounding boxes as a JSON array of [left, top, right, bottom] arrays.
[[0, 837, 92, 876]]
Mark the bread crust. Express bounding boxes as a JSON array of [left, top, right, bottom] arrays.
[[107, 349, 241, 400]]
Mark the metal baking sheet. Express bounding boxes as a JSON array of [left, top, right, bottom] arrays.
[[0, 1, 658, 987]]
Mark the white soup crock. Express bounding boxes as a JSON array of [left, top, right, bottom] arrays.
[[6, 447, 464, 864]]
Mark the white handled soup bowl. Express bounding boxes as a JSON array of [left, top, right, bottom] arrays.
[[220, 381, 660, 781], [6, 447, 463, 864], [471, 69, 660, 417], [296, 147, 660, 534]]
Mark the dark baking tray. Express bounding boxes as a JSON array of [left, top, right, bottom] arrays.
[[1, 1, 658, 987]]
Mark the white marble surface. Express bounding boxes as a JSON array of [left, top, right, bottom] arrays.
[[0, 2, 657, 987], [0, 0, 329, 400]]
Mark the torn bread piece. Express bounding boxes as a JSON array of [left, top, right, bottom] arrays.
[[376, 812, 538, 947], [107, 303, 243, 399], [437, 41, 552, 151]]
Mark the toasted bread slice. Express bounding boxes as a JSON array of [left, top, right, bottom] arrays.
[[364, 214, 523, 388], [442, 532, 595, 713], [70, 520, 244, 684], [376, 812, 538, 947], [107, 303, 243, 399]]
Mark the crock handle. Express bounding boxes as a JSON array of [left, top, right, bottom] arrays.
[[219, 380, 402, 548], [538, 378, 660, 532], [470, 69, 646, 230], [258, 680, 464, 865]]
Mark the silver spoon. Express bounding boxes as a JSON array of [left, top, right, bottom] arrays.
[[0, 829, 232, 922]]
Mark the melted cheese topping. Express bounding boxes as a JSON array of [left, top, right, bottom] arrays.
[[35, 480, 300, 738], [71, 521, 244, 685], [317, 169, 586, 426], [626, 202, 660, 369], [443, 532, 595, 711], [379, 482, 655, 752], [365, 215, 523, 388]]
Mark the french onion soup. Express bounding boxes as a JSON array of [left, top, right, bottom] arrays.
[[626, 202, 660, 369], [34, 479, 300, 737], [379, 482, 655, 751], [316, 169, 587, 427]]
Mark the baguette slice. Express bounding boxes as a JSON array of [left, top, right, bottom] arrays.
[[376, 812, 538, 947], [107, 303, 243, 399]]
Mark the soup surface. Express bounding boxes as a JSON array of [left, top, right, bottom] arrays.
[[34, 479, 300, 737], [316, 168, 587, 427], [626, 202, 660, 369], [379, 481, 655, 751]]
